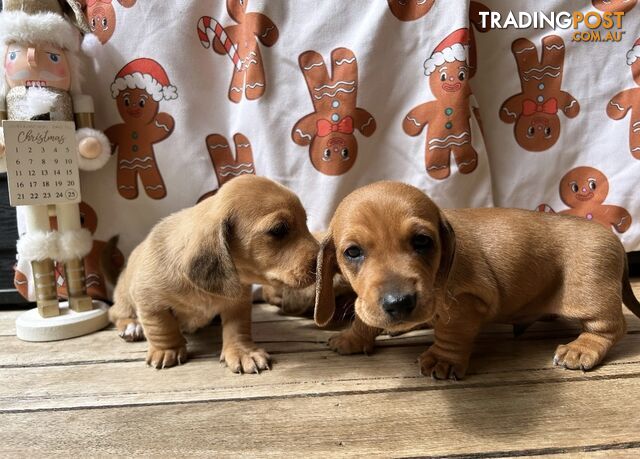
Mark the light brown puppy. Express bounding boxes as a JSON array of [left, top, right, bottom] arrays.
[[109, 175, 318, 373], [315, 181, 640, 379]]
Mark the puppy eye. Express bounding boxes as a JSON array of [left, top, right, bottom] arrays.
[[341, 148, 349, 160], [527, 126, 535, 137], [440, 72, 447, 81], [588, 179, 596, 191], [412, 234, 433, 254], [344, 245, 363, 261], [544, 127, 552, 138], [268, 222, 289, 239], [570, 182, 579, 193]]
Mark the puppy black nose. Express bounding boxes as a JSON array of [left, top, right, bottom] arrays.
[[381, 292, 416, 319]]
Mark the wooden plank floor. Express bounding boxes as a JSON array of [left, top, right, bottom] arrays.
[[2, 283, 640, 457]]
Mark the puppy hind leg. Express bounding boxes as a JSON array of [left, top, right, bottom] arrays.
[[554, 310, 626, 371], [109, 282, 145, 342], [138, 307, 188, 369], [110, 305, 145, 342]]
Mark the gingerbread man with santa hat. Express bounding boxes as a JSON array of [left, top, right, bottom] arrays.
[[106, 57, 177, 200], [403, 28, 479, 180]]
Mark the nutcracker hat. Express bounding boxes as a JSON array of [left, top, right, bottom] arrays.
[[111, 58, 178, 101], [0, 0, 87, 52], [626, 37, 640, 65], [0, 1, 87, 96], [423, 28, 470, 76]]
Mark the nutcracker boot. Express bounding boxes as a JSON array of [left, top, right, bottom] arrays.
[[18, 205, 60, 317], [56, 203, 93, 312]]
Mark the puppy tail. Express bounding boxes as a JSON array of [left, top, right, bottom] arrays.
[[100, 235, 122, 286], [622, 254, 640, 318]]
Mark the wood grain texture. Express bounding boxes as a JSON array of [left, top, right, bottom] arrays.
[[1, 282, 640, 457]]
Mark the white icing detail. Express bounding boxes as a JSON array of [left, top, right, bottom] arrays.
[[208, 143, 230, 150], [261, 26, 275, 38], [502, 107, 517, 118], [245, 82, 265, 89], [144, 185, 165, 190], [154, 120, 170, 132], [428, 131, 470, 144], [427, 164, 449, 170], [633, 121, 640, 127], [314, 80, 356, 91], [406, 116, 422, 127], [119, 157, 153, 165], [230, 86, 243, 93], [219, 162, 253, 171], [335, 57, 356, 65], [563, 100, 578, 111], [303, 61, 324, 70], [610, 101, 625, 111], [219, 168, 255, 177], [429, 140, 470, 150], [514, 45, 536, 54], [235, 143, 250, 148], [120, 164, 152, 170], [522, 72, 560, 81], [457, 158, 477, 167], [313, 87, 355, 99], [118, 185, 136, 189], [361, 117, 374, 130], [295, 129, 312, 140], [523, 65, 560, 75], [544, 44, 565, 51]]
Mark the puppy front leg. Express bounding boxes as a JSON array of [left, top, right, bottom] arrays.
[[138, 307, 188, 369], [220, 301, 271, 374], [329, 316, 381, 355], [419, 315, 483, 380]]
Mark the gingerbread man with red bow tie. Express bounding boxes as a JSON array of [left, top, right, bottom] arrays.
[[291, 47, 376, 175], [500, 35, 580, 152]]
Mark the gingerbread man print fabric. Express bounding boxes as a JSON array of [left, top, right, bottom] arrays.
[[292, 48, 376, 176], [57, 0, 638, 307]]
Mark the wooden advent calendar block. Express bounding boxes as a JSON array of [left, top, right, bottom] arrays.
[[2, 120, 81, 207]]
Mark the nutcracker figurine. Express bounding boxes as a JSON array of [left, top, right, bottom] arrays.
[[0, 0, 111, 339]]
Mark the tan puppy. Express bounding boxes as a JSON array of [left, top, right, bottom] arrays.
[[315, 181, 640, 379], [109, 175, 318, 373]]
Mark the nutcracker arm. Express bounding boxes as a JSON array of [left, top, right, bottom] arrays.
[[73, 95, 110, 171]]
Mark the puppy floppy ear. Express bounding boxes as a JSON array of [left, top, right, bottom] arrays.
[[185, 217, 242, 297], [314, 235, 337, 327], [436, 212, 456, 288]]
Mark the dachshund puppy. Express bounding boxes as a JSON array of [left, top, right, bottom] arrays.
[[109, 175, 318, 373], [315, 181, 640, 379]]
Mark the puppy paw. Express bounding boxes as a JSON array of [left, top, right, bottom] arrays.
[[146, 345, 188, 369], [328, 330, 375, 355], [116, 319, 145, 342], [418, 348, 467, 380], [553, 342, 601, 370], [221, 344, 271, 374]]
